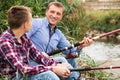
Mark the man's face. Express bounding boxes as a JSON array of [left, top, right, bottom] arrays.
[[46, 5, 63, 27]]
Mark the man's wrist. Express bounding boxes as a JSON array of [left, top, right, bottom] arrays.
[[77, 46, 83, 50]]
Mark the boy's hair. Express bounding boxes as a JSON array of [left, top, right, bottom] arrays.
[[7, 6, 31, 29]]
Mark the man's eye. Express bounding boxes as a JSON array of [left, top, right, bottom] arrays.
[[57, 13, 61, 16], [50, 11, 54, 13]]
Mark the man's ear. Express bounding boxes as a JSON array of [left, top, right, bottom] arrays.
[[45, 9, 48, 15], [59, 13, 63, 21]]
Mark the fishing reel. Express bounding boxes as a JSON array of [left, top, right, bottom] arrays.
[[65, 52, 80, 59]]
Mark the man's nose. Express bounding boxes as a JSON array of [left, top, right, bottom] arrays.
[[52, 13, 57, 17]]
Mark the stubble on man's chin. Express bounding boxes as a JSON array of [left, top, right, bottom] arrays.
[[49, 23, 56, 27]]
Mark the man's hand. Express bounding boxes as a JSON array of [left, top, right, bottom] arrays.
[[77, 37, 93, 50], [52, 64, 71, 78]]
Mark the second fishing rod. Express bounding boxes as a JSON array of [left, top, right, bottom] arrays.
[[69, 66, 120, 72], [48, 29, 120, 56]]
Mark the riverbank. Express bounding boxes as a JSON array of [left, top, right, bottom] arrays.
[[96, 60, 120, 78], [81, 41, 120, 79]]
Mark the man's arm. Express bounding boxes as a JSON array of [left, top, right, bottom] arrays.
[[57, 30, 80, 54]]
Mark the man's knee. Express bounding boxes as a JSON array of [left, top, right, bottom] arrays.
[[69, 71, 79, 79], [67, 58, 77, 68]]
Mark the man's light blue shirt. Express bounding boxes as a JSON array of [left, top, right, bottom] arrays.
[[27, 17, 80, 55]]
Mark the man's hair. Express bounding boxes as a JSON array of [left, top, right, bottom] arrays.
[[7, 6, 31, 29], [47, 1, 65, 12]]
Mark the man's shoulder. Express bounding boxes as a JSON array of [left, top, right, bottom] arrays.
[[32, 18, 46, 27], [32, 17, 45, 23], [55, 28, 63, 34], [32, 18, 43, 21], [54, 28, 65, 38]]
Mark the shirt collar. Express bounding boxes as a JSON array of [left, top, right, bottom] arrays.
[[8, 29, 27, 45]]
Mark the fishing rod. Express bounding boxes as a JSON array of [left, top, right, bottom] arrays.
[[69, 66, 120, 72], [48, 29, 120, 56]]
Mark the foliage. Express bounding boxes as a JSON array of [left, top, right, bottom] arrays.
[[77, 53, 113, 80], [59, 0, 89, 41], [85, 10, 120, 32], [0, 0, 51, 34]]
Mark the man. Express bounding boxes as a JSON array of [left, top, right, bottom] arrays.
[[0, 5, 74, 80], [28, 1, 93, 67], [27, 1, 93, 79]]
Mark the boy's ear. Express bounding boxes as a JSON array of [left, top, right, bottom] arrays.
[[23, 22, 27, 29]]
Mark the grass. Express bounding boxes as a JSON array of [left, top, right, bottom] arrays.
[[77, 53, 120, 80]]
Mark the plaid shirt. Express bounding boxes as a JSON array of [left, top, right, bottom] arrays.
[[0, 29, 56, 78]]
